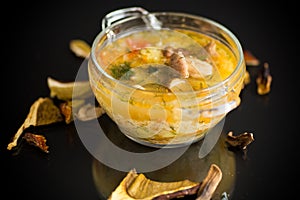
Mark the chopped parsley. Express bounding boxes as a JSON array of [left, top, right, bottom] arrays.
[[110, 62, 132, 79]]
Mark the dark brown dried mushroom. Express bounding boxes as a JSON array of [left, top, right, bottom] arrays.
[[23, 132, 49, 153], [225, 131, 254, 150], [7, 97, 63, 150], [256, 62, 272, 95]]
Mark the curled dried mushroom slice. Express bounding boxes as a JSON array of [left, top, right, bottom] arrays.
[[69, 39, 91, 58], [7, 97, 63, 150], [226, 131, 254, 160], [196, 164, 222, 200], [225, 131, 254, 150], [108, 164, 222, 200], [108, 169, 200, 200], [47, 76, 93, 100], [108, 169, 138, 200]]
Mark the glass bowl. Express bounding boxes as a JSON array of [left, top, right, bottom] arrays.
[[88, 7, 245, 148]]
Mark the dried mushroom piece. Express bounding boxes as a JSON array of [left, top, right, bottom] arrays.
[[23, 132, 49, 153], [75, 103, 105, 121], [108, 169, 200, 200], [69, 39, 91, 58], [243, 49, 260, 66], [108, 169, 138, 200], [59, 101, 73, 124], [225, 131, 254, 150], [7, 97, 63, 150], [226, 131, 254, 160], [47, 76, 93, 100], [108, 164, 222, 200], [59, 99, 85, 124], [196, 164, 222, 200], [127, 174, 199, 199], [256, 62, 272, 95]]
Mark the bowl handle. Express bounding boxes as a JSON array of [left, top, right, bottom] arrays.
[[101, 7, 149, 30], [101, 7, 161, 30]]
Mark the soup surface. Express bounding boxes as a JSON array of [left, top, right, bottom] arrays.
[[97, 29, 236, 92]]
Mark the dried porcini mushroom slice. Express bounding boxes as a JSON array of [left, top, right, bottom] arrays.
[[196, 164, 222, 200], [7, 97, 63, 150], [108, 169, 138, 200], [225, 131, 254, 150], [256, 62, 272, 95], [75, 103, 105, 121], [69, 39, 91, 58], [23, 132, 49, 153], [108, 169, 200, 200], [243, 49, 260, 66], [108, 164, 222, 200], [59, 99, 85, 124], [47, 76, 93, 100]]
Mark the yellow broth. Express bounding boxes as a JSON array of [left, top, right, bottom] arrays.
[[89, 29, 242, 146]]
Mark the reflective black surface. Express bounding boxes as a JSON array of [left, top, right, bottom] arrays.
[[1, 0, 297, 199]]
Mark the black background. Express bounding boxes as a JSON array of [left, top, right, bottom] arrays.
[[1, 0, 297, 199]]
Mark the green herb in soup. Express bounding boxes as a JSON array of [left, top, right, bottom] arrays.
[[110, 62, 132, 79]]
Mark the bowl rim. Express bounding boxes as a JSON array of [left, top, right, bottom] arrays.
[[90, 11, 245, 95]]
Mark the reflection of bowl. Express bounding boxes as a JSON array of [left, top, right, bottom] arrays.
[[91, 125, 236, 200], [88, 7, 245, 148]]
